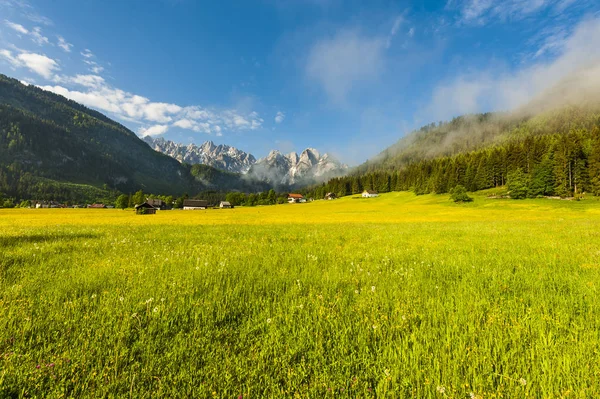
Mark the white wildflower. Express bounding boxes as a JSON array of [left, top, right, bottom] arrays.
[[436, 385, 445, 394], [519, 378, 527, 386], [371, 286, 376, 292], [266, 318, 272, 324]]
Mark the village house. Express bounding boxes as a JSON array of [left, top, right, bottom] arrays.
[[35, 201, 65, 208], [183, 199, 209, 210], [325, 192, 337, 200], [362, 190, 379, 198], [288, 193, 305, 203], [219, 201, 233, 209], [134, 202, 157, 215], [146, 198, 167, 210], [87, 203, 107, 208]]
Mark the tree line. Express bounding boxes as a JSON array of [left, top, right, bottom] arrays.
[[306, 125, 600, 199]]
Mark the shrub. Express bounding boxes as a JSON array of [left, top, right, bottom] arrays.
[[450, 185, 473, 203]]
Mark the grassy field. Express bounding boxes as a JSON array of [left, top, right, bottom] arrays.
[[1, 192, 600, 398]]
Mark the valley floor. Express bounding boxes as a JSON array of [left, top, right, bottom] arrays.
[[1, 192, 600, 397]]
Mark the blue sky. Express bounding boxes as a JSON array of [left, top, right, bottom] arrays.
[[1, 0, 599, 164]]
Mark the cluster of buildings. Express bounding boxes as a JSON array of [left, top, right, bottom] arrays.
[[31, 190, 381, 214], [33, 202, 113, 209]]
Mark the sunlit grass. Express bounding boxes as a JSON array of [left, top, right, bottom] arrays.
[[1, 192, 600, 397]]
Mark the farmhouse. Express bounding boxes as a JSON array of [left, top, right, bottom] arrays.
[[219, 201, 233, 209], [87, 203, 107, 208], [325, 192, 337, 200], [362, 190, 379, 198], [183, 199, 209, 210], [134, 202, 157, 215], [288, 193, 306, 203], [146, 198, 167, 210]]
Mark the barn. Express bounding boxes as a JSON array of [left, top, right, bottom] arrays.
[[134, 202, 157, 215]]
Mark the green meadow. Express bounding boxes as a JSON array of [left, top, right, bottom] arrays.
[[1, 192, 600, 398]]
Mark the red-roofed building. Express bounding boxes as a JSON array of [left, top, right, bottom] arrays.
[[288, 193, 306, 203]]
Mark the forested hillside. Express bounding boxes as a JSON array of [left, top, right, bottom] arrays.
[[0, 74, 267, 202], [309, 106, 600, 199]]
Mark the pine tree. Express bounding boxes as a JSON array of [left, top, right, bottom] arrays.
[[507, 168, 528, 199]]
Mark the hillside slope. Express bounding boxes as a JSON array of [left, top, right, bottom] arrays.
[[0, 74, 194, 196]]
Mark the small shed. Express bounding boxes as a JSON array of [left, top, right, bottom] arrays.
[[362, 190, 379, 198], [219, 201, 233, 209], [183, 199, 209, 210], [88, 203, 107, 208], [134, 202, 157, 215], [325, 192, 337, 200]]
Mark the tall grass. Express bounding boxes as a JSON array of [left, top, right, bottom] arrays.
[[1, 192, 600, 397]]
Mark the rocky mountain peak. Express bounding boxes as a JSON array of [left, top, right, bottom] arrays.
[[144, 136, 348, 187]]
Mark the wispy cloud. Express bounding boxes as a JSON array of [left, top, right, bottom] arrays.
[[57, 36, 72, 52], [275, 111, 285, 123], [81, 49, 94, 59], [386, 16, 404, 48], [307, 29, 386, 104], [4, 19, 28, 34], [0, 0, 53, 26], [449, 0, 574, 25], [4, 19, 50, 46], [425, 17, 600, 120], [29, 26, 48, 46]]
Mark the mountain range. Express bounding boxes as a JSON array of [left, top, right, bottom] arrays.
[[143, 137, 256, 173], [143, 136, 348, 186]]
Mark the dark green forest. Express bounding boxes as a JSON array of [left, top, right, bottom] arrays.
[[307, 107, 600, 199]]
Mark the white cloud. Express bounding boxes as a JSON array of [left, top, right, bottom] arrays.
[[83, 59, 104, 74], [275, 111, 285, 123], [57, 36, 72, 52], [4, 19, 28, 34], [408, 27, 415, 37], [37, 78, 263, 137], [307, 29, 386, 104], [143, 102, 182, 123], [173, 118, 194, 129], [53, 74, 105, 89], [30, 26, 48, 46], [81, 49, 93, 58], [139, 124, 169, 137], [426, 17, 600, 120], [4, 20, 52, 46], [0, 49, 59, 78], [39, 84, 123, 113]]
